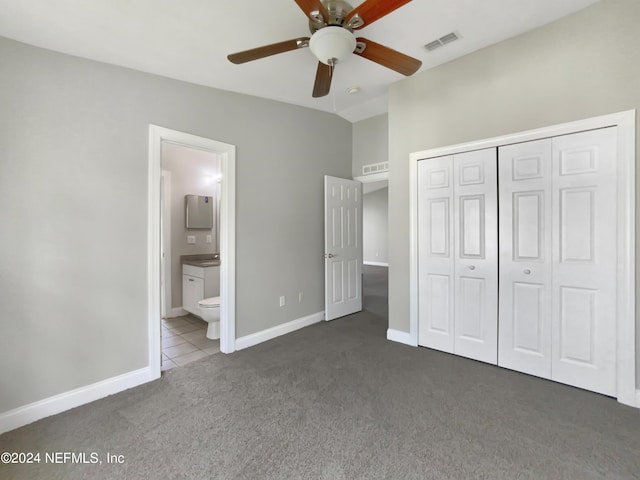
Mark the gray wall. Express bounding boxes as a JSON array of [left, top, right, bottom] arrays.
[[363, 188, 388, 264], [0, 37, 352, 412], [162, 143, 220, 309], [352, 114, 388, 178], [387, 0, 640, 385]]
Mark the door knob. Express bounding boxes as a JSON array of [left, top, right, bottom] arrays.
[[469, 265, 476, 270], [524, 269, 531, 275], [325, 253, 336, 259]]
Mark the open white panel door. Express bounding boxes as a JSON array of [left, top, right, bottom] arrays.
[[324, 176, 363, 321]]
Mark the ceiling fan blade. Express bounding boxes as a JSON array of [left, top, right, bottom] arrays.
[[228, 37, 310, 64], [355, 37, 421, 75], [345, 0, 412, 29], [312, 62, 333, 98], [294, 0, 330, 24]]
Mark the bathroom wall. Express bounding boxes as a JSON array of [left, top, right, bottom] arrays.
[[0, 36, 352, 413], [162, 143, 220, 310], [363, 187, 388, 265]]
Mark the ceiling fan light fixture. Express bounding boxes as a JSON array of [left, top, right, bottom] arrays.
[[309, 26, 356, 66]]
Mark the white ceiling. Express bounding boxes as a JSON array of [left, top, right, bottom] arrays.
[[0, 0, 599, 122]]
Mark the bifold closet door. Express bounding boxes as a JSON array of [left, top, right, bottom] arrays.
[[418, 149, 497, 364], [499, 127, 617, 396], [453, 149, 498, 364], [498, 139, 553, 378], [550, 128, 617, 396], [417, 156, 455, 353]]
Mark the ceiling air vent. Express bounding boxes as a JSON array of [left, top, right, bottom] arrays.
[[424, 32, 460, 51]]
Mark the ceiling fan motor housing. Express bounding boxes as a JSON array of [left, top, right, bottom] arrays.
[[308, 0, 357, 32]]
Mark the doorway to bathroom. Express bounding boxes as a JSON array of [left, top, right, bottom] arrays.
[[160, 144, 221, 370], [148, 125, 236, 380]]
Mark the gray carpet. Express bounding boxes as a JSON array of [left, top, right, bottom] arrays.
[[1, 265, 639, 479]]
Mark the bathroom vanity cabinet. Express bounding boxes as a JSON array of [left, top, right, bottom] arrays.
[[182, 264, 220, 316]]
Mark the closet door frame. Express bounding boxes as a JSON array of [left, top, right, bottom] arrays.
[[407, 110, 636, 408]]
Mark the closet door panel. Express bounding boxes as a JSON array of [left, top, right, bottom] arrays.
[[511, 282, 544, 353], [458, 276, 485, 340], [460, 195, 485, 257], [513, 191, 543, 260], [425, 274, 451, 334], [498, 139, 552, 378], [453, 149, 498, 364], [418, 157, 455, 353], [551, 127, 617, 396]]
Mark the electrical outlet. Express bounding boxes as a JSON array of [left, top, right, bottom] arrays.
[[187, 235, 196, 245], [279, 296, 285, 307], [298, 292, 303, 303], [206, 235, 212, 244]]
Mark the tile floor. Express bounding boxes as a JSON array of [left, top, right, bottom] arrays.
[[161, 315, 220, 371]]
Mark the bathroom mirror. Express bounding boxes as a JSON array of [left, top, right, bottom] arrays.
[[185, 194, 215, 229]]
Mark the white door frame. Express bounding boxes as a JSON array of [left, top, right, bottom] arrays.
[[408, 110, 636, 407], [160, 170, 172, 318], [148, 125, 236, 380], [354, 171, 389, 183]]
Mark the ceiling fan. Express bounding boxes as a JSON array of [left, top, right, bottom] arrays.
[[227, 0, 422, 98]]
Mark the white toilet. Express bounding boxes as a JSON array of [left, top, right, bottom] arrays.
[[197, 296, 221, 340]]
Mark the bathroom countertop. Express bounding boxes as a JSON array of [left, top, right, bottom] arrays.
[[181, 254, 220, 268]]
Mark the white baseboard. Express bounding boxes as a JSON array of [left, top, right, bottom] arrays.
[[0, 367, 155, 435], [165, 307, 187, 318], [363, 261, 389, 267], [235, 312, 324, 351], [387, 328, 414, 346]]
